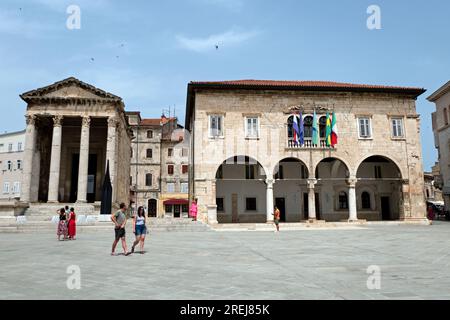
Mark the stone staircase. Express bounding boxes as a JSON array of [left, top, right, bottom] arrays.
[[0, 216, 210, 233]]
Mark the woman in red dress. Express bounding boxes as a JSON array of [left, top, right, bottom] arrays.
[[67, 207, 77, 240]]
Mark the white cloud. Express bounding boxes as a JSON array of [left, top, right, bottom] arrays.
[[176, 29, 260, 52]]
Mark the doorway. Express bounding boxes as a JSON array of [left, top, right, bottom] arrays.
[[232, 194, 238, 223], [69, 153, 97, 203], [174, 205, 181, 218], [381, 197, 391, 220], [148, 199, 157, 217], [275, 197, 286, 222]]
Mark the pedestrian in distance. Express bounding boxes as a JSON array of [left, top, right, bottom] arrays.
[[273, 206, 281, 233], [189, 198, 198, 221], [57, 208, 68, 241], [67, 207, 76, 240], [131, 206, 147, 254], [111, 202, 129, 256]]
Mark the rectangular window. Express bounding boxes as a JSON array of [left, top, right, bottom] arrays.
[[358, 117, 372, 138], [3, 182, 10, 194], [392, 118, 404, 138], [374, 166, 382, 179], [165, 204, 173, 214], [182, 165, 188, 174], [8, 143, 13, 152], [13, 182, 20, 194], [182, 204, 189, 213], [130, 176, 133, 186], [167, 183, 175, 193], [245, 164, 255, 180], [17, 142, 22, 151], [146, 149, 153, 158], [168, 148, 173, 157], [182, 148, 188, 157], [7, 161, 12, 171], [216, 198, 224, 212], [17, 160, 22, 170], [246, 197, 257, 211], [245, 117, 259, 138], [145, 174, 152, 186], [180, 182, 188, 193], [168, 165, 174, 175], [147, 130, 153, 138], [209, 115, 223, 137]]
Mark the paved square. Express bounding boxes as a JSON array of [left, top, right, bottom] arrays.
[[1, 222, 450, 300]]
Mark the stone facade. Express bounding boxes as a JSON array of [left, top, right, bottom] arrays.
[[186, 80, 427, 224], [429, 81, 450, 210], [19, 77, 132, 213], [128, 113, 189, 217], [0, 130, 25, 200]]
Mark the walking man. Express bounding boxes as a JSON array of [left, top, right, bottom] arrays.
[[111, 202, 129, 256], [273, 206, 281, 233]]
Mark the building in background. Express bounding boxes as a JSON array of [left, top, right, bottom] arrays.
[[424, 171, 443, 202], [0, 130, 25, 200], [429, 81, 450, 210], [186, 80, 427, 224], [128, 113, 189, 217]]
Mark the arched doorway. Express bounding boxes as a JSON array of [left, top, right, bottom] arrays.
[[356, 155, 403, 221], [273, 158, 309, 222], [315, 157, 350, 221], [215, 156, 266, 223], [148, 199, 157, 217]]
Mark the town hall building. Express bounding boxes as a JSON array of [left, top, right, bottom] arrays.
[[185, 80, 427, 224]]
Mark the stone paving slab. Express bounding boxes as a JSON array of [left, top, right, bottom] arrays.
[[1, 222, 450, 300]]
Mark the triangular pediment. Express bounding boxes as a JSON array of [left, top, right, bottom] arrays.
[[20, 77, 122, 102]]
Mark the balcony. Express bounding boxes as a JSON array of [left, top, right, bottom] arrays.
[[287, 138, 335, 150]]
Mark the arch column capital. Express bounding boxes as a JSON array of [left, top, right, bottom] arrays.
[[265, 179, 274, 187], [347, 177, 358, 187], [307, 178, 317, 189]]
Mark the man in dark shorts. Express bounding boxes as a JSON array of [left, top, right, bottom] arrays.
[[273, 206, 280, 233], [111, 203, 129, 256]]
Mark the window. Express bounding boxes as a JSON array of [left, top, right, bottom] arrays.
[[180, 182, 188, 193], [374, 166, 382, 179], [13, 182, 20, 194], [167, 183, 175, 193], [303, 116, 313, 138], [147, 130, 153, 138], [246, 198, 257, 211], [130, 176, 133, 186], [3, 182, 10, 194], [392, 118, 404, 138], [209, 115, 223, 137], [165, 204, 173, 213], [358, 117, 372, 138], [245, 117, 259, 138], [339, 191, 348, 209], [182, 148, 188, 157], [168, 165, 174, 175], [8, 143, 13, 152], [445, 108, 449, 126], [319, 116, 327, 138], [7, 161, 12, 171], [182, 165, 188, 174], [168, 148, 173, 157], [17, 160, 22, 170], [216, 198, 224, 212], [245, 164, 255, 180], [145, 173, 152, 186], [18, 142, 22, 151], [146, 149, 153, 158], [182, 204, 189, 213], [361, 192, 371, 209]]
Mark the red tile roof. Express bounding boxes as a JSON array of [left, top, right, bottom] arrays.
[[139, 117, 176, 126], [190, 80, 424, 91]]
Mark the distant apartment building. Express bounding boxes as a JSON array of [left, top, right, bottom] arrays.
[[128, 112, 189, 217], [0, 130, 25, 200], [429, 81, 450, 209]]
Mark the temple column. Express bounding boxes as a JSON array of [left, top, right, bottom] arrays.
[[307, 178, 317, 221], [21, 114, 37, 203], [77, 116, 90, 203], [47, 115, 63, 203], [266, 179, 274, 222], [106, 117, 117, 203], [348, 177, 358, 221]]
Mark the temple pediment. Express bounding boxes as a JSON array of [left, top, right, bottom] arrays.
[[20, 77, 122, 103]]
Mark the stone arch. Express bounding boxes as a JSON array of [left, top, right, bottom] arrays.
[[314, 157, 350, 180], [273, 157, 309, 180], [355, 154, 404, 180]]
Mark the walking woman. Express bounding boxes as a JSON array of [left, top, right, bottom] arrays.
[[57, 208, 68, 241], [131, 206, 147, 254], [189, 198, 198, 221], [67, 207, 77, 240]]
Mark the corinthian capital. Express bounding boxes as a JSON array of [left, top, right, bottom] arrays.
[[108, 116, 118, 128], [53, 115, 63, 127], [25, 114, 36, 126], [81, 116, 91, 128]]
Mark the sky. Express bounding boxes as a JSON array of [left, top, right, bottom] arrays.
[[0, 0, 449, 171]]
